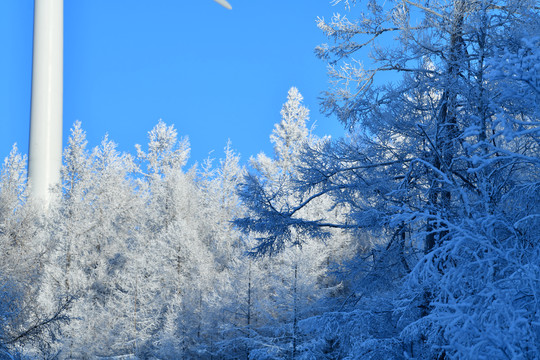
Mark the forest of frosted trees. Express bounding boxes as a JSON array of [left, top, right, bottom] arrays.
[[1, 1, 539, 359]]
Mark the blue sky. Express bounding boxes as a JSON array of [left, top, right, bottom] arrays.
[[0, 0, 349, 168]]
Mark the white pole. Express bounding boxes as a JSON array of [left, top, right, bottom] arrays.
[[29, 0, 63, 203]]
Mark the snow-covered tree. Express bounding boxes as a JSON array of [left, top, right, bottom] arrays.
[[38, 122, 151, 358], [235, 87, 353, 359], [238, 2, 539, 358], [0, 146, 71, 358]]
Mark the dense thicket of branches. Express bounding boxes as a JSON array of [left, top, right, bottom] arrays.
[[0, 91, 350, 359], [238, 0, 540, 358], [0, 1, 538, 359]]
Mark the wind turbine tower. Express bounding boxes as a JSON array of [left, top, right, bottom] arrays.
[[28, 0, 63, 203]]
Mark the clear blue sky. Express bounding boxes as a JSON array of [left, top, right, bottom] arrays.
[[0, 1, 348, 167]]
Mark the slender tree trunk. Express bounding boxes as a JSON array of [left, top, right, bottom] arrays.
[[292, 263, 298, 360], [246, 260, 252, 360], [426, 0, 465, 252], [134, 271, 138, 353], [197, 289, 203, 340]]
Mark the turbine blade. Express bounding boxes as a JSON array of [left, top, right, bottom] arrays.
[[213, 0, 232, 10]]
